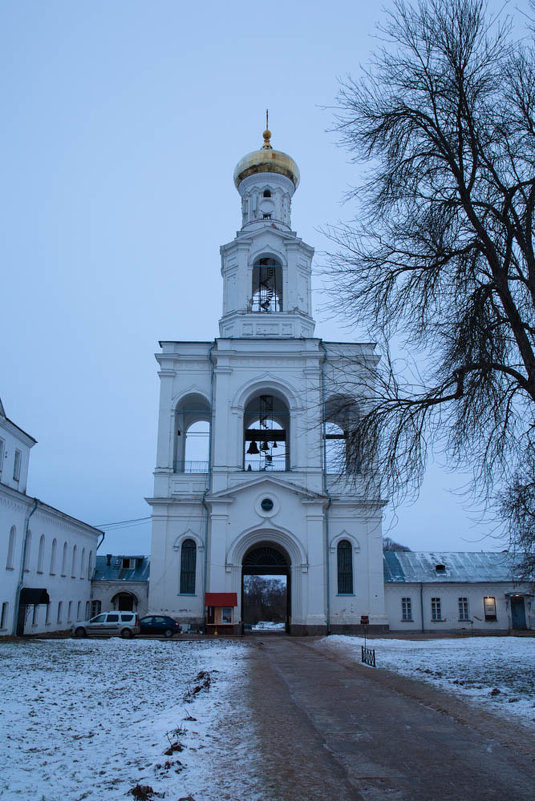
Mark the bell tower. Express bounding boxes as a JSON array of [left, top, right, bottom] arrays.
[[219, 122, 315, 339], [149, 118, 387, 636]]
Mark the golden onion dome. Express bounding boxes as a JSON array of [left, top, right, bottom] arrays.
[[233, 127, 300, 190]]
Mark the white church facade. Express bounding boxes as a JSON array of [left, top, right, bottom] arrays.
[[147, 127, 388, 634]]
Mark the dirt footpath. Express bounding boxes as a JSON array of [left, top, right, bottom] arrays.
[[245, 637, 535, 801]]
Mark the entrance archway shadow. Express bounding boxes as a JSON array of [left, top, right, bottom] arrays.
[[242, 542, 290, 632]]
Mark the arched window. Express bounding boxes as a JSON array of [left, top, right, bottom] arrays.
[[87, 550, 94, 580], [174, 394, 211, 473], [50, 539, 57, 575], [61, 542, 68, 576], [244, 392, 289, 471], [180, 539, 197, 594], [37, 534, 45, 573], [324, 395, 360, 474], [24, 530, 32, 571], [80, 548, 86, 579], [263, 189, 271, 198], [337, 540, 353, 594], [71, 545, 77, 577], [6, 526, 16, 569], [252, 257, 282, 312]]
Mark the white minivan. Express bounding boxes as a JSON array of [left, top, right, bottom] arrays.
[[72, 611, 140, 638]]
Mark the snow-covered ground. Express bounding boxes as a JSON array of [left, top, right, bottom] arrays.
[[319, 635, 535, 727], [3, 635, 534, 800], [0, 638, 256, 801]]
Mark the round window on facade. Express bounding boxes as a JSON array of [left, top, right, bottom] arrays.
[[261, 498, 274, 512]]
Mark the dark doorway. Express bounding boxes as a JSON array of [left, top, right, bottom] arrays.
[[511, 596, 527, 630], [112, 593, 136, 611], [242, 543, 290, 632]]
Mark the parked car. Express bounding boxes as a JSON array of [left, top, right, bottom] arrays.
[[139, 615, 181, 638], [72, 611, 140, 639]]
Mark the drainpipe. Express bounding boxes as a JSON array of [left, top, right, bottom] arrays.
[[419, 582, 425, 633], [320, 340, 332, 635], [13, 497, 39, 636], [201, 340, 216, 629]]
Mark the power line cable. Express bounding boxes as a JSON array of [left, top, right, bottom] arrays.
[[94, 516, 151, 530]]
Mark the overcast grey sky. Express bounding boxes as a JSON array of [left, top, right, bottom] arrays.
[[1, 0, 529, 554]]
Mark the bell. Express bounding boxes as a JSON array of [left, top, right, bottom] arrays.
[[272, 440, 278, 448], [261, 441, 270, 451], [247, 441, 259, 455]]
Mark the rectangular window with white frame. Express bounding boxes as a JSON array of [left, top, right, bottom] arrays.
[[458, 597, 470, 621], [431, 597, 442, 621], [401, 597, 413, 621]]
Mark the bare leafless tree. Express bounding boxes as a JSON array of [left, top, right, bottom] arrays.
[[326, 0, 535, 574]]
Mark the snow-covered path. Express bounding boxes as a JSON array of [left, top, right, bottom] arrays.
[[318, 635, 535, 727], [0, 638, 257, 801]]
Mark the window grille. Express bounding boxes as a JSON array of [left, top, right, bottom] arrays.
[[180, 539, 196, 594], [337, 540, 353, 594], [431, 597, 441, 621]]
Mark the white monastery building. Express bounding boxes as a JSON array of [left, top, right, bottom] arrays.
[[147, 126, 388, 634], [0, 398, 101, 636]]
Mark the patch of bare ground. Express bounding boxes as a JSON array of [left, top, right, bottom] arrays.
[[305, 638, 535, 763], [246, 637, 535, 801]]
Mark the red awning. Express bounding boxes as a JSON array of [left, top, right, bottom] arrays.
[[205, 592, 238, 607]]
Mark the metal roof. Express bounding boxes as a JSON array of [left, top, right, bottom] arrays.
[[93, 555, 150, 582], [383, 551, 527, 583]]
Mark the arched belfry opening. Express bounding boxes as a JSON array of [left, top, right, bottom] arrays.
[[324, 394, 360, 474], [252, 257, 282, 312], [242, 541, 290, 632], [174, 393, 211, 473], [244, 392, 289, 471]]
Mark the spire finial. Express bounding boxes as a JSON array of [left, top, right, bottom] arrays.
[[262, 108, 272, 150]]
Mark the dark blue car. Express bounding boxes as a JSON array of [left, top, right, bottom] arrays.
[[139, 615, 181, 638]]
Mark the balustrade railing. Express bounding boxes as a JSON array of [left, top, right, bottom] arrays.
[[173, 461, 210, 474]]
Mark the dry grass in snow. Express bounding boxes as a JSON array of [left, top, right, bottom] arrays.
[[0, 638, 257, 801]]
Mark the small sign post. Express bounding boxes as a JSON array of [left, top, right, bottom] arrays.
[[360, 614, 369, 648]]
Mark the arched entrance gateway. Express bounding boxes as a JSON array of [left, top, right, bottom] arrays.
[[241, 542, 291, 632]]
